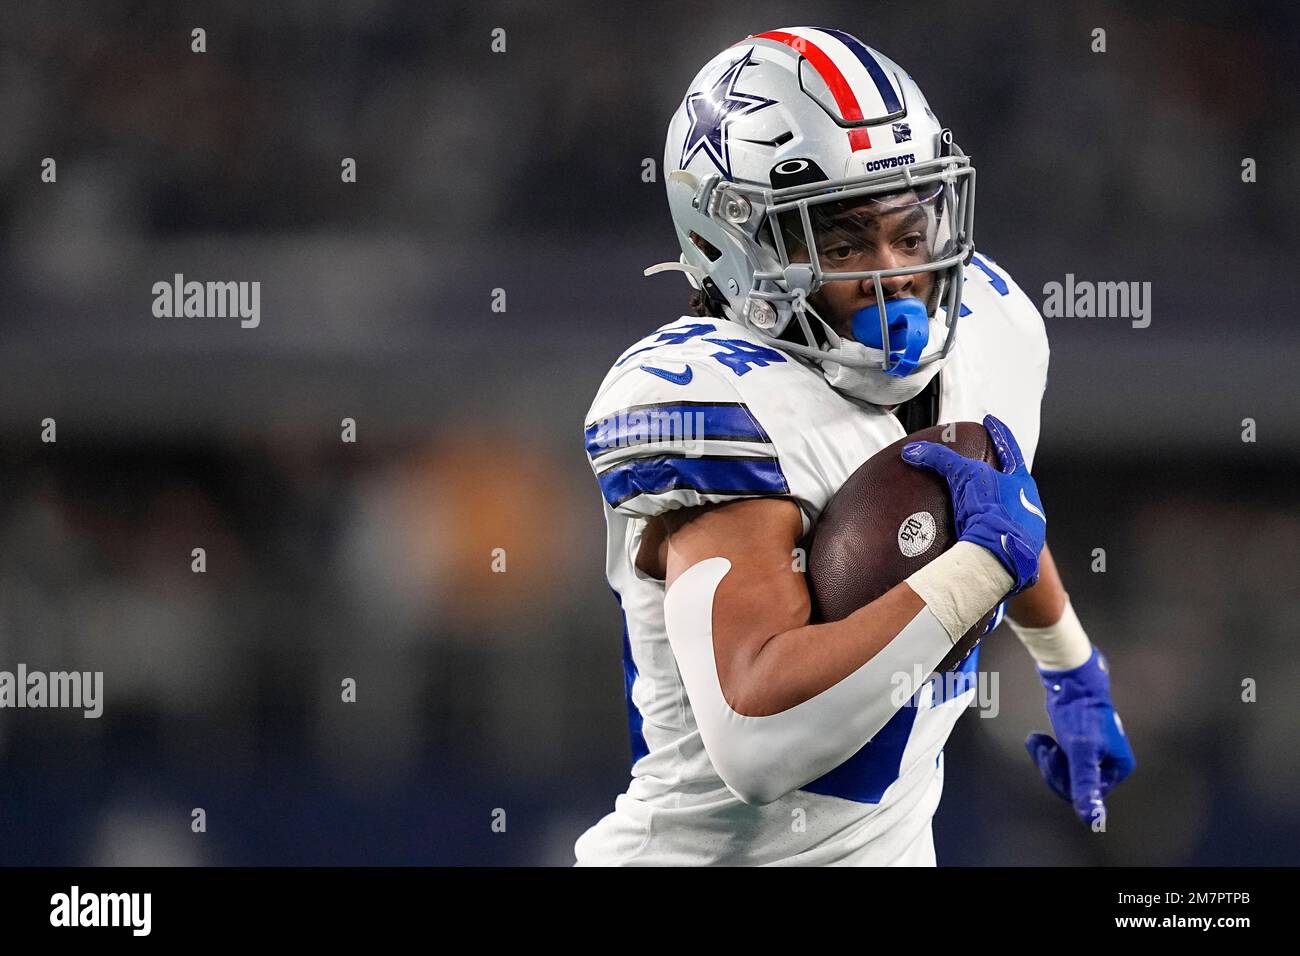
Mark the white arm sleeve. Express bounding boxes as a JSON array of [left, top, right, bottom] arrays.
[[664, 544, 1013, 806], [1006, 596, 1093, 671]]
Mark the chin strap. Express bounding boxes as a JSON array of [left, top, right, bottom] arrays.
[[645, 253, 710, 288], [645, 257, 745, 323], [647, 170, 712, 289]]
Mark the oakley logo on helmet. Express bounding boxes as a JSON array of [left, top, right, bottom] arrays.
[[769, 157, 829, 188]]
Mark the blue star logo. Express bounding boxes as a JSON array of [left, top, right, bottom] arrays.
[[680, 48, 776, 179]]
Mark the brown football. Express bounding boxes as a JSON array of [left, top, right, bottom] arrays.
[[804, 421, 1001, 672]]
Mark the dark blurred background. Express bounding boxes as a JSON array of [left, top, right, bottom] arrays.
[[1, 0, 1297, 865]]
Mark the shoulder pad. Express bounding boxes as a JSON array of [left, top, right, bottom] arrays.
[[584, 329, 793, 519]]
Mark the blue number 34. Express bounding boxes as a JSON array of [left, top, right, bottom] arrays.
[[617, 323, 788, 377], [703, 337, 787, 376]]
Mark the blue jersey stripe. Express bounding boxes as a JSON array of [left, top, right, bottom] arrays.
[[585, 402, 772, 461], [802, 646, 981, 803], [610, 588, 649, 766], [596, 454, 788, 508], [931, 644, 982, 705], [801, 702, 918, 804]]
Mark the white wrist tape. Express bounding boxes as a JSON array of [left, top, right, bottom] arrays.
[[663, 556, 955, 806], [904, 541, 1014, 641], [1006, 596, 1093, 671]]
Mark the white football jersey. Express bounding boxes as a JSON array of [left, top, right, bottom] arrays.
[[574, 255, 1049, 866]]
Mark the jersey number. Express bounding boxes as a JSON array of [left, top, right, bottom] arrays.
[[971, 254, 1009, 296], [703, 337, 787, 376], [617, 323, 787, 377]]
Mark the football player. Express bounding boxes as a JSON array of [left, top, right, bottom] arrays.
[[576, 27, 1135, 865]]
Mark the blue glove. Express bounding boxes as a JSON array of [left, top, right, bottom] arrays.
[[901, 414, 1047, 594], [1027, 647, 1136, 827]]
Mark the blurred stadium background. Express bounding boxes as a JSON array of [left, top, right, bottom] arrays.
[[1, 0, 1298, 865]]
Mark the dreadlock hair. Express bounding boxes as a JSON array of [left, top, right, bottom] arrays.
[[687, 287, 725, 318]]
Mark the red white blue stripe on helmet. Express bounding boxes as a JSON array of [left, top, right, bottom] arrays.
[[814, 28, 903, 115], [751, 27, 905, 152]]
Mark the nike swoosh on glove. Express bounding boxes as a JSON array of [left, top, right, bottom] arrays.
[[901, 413, 1047, 594], [1027, 647, 1136, 827]]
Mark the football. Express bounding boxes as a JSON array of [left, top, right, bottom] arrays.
[[804, 421, 1002, 672]]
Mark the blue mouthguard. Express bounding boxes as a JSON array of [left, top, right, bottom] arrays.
[[850, 297, 930, 377]]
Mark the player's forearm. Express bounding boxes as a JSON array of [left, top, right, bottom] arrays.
[[665, 544, 1011, 806], [1005, 543, 1092, 669], [1006, 542, 1067, 627], [735, 582, 926, 716], [738, 541, 1008, 714]]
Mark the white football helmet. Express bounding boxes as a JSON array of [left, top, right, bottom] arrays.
[[652, 27, 976, 403]]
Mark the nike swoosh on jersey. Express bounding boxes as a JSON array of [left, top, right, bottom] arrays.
[[640, 364, 693, 385]]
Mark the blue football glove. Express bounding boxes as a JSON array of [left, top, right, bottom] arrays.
[[901, 414, 1047, 594], [1027, 647, 1136, 828]]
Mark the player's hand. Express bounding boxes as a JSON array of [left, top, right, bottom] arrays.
[[900, 414, 1046, 594], [1026, 647, 1135, 828]]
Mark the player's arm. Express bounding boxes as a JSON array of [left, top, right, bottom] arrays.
[[1007, 542, 1094, 668], [662, 497, 939, 717], [1004, 542, 1097, 669], [661, 499, 1008, 806], [1007, 544, 1067, 627], [1004, 542, 1137, 825], [659, 414, 1044, 806]]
